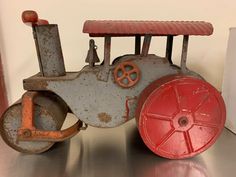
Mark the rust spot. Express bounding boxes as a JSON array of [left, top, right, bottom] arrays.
[[98, 112, 112, 123], [23, 79, 48, 90], [37, 81, 48, 89], [124, 96, 137, 121]]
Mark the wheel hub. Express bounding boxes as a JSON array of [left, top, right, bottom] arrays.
[[178, 116, 189, 127]]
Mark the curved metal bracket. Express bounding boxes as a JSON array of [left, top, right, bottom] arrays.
[[17, 91, 84, 142]]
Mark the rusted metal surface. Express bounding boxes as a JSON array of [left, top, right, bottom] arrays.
[[2, 10, 224, 158], [83, 20, 213, 37], [96, 36, 111, 81], [98, 112, 112, 123], [0, 54, 8, 117], [113, 61, 141, 88], [18, 120, 83, 142], [35, 25, 66, 77], [181, 35, 189, 72], [23, 78, 48, 90], [0, 92, 68, 153], [21, 91, 37, 130], [141, 35, 152, 57], [17, 12, 215, 128], [85, 39, 100, 67], [22, 56, 204, 129], [22, 10, 49, 74], [23, 55, 188, 128], [124, 96, 137, 121], [33, 27, 44, 73], [18, 91, 82, 142]]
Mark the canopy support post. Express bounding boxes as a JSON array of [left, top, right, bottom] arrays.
[[166, 35, 173, 64], [135, 35, 141, 55], [104, 36, 111, 66], [141, 35, 152, 57], [96, 36, 111, 82], [180, 35, 189, 72]]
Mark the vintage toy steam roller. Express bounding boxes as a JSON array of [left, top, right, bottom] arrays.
[[0, 10, 226, 159]]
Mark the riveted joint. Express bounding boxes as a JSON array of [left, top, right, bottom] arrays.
[[79, 123, 88, 131], [22, 129, 32, 137]]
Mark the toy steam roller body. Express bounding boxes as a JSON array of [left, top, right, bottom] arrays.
[[0, 10, 225, 159]]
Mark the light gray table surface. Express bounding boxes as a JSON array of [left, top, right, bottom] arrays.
[[0, 115, 235, 177]]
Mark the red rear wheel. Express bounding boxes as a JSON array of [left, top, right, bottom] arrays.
[[136, 75, 226, 159]]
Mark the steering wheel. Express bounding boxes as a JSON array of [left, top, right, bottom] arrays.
[[113, 61, 140, 88]]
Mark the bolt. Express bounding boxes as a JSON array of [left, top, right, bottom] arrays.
[[22, 129, 32, 137], [178, 116, 189, 127]]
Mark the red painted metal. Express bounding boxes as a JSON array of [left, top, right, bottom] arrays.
[[83, 20, 213, 37], [136, 75, 226, 159], [113, 61, 140, 88], [37, 19, 49, 25], [22, 10, 49, 26], [22, 10, 38, 24]]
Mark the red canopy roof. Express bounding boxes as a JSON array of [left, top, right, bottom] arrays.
[[83, 20, 213, 37]]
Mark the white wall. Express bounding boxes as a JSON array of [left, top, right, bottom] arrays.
[[0, 0, 235, 104], [222, 28, 236, 133]]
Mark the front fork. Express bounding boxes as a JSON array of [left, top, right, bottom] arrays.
[[17, 91, 86, 142]]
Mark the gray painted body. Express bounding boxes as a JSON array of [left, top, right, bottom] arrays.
[[35, 25, 66, 77], [23, 54, 199, 128]]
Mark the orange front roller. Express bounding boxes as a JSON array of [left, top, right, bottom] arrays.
[[18, 91, 84, 142]]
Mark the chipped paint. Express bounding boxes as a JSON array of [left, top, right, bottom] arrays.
[[98, 112, 112, 123], [124, 96, 137, 121]]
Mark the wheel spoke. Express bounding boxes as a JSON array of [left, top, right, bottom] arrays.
[[120, 65, 126, 73], [173, 86, 181, 112], [192, 93, 210, 113], [156, 128, 175, 148], [127, 76, 133, 82], [183, 131, 194, 153], [117, 75, 126, 81], [127, 69, 137, 75], [146, 112, 172, 121], [138, 76, 226, 159], [194, 120, 218, 129]]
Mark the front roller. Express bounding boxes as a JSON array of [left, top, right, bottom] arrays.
[[0, 92, 81, 153], [136, 75, 226, 159]]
